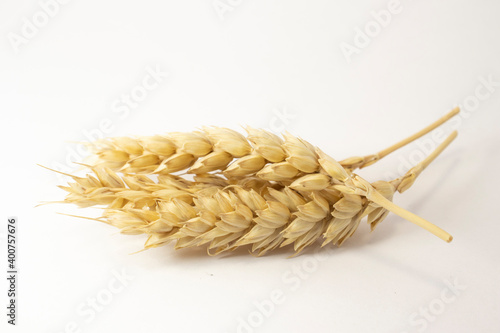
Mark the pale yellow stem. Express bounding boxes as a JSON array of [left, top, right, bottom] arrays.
[[375, 107, 459, 163], [367, 189, 453, 243], [340, 107, 460, 169], [392, 131, 458, 193], [417, 130, 458, 171]]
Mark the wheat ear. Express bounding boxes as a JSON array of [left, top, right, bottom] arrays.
[[52, 135, 456, 253], [47, 109, 459, 255]]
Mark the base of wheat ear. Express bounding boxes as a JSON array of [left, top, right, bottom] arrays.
[[44, 107, 460, 256]]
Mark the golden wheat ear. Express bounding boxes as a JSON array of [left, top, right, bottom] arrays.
[[340, 107, 460, 170]]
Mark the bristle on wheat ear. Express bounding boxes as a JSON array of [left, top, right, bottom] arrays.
[[45, 108, 459, 255]]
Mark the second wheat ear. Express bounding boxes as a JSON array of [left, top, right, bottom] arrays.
[[45, 107, 460, 256]]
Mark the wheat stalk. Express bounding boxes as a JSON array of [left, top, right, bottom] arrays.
[[45, 108, 460, 256]]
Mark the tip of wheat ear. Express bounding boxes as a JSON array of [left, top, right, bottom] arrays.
[[46, 108, 460, 255]]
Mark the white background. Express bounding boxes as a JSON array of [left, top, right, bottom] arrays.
[[1, 1, 500, 332]]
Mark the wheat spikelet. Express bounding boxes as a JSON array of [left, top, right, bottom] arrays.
[[46, 108, 460, 256]]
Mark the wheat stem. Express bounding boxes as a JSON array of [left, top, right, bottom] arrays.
[[391, 131, 458, 193], [341, 107, 460, 169], [366, 189, 453, 242], [375, 107, 459, 162], [418, 130, 457, 171]]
